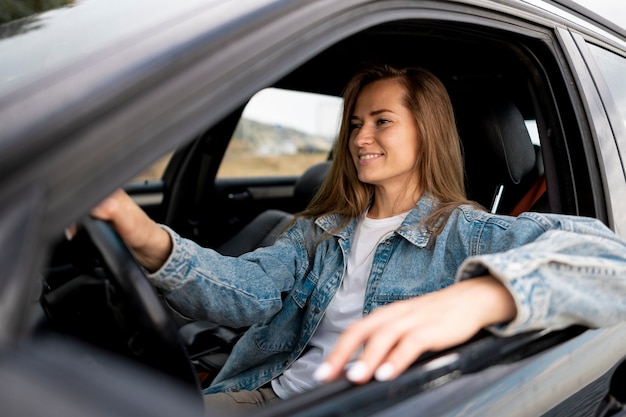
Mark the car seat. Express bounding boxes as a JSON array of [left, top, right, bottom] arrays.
[[216, 160, 331, 257], [453, 93, 545, 214]]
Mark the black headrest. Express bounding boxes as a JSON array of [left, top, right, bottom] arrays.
[[454, 95, 536, 208], [293, 161, 331, 210]]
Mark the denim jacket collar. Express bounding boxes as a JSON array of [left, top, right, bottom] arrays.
[[314, 193, 434, 248]]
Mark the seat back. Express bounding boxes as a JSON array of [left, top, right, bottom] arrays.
[[293, 161, 331, 212], [217, 161, 331, 256], [454, 94, 541, 214]]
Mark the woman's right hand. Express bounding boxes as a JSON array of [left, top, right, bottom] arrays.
[[314, 276, 517, 384], [91, 189, 172, 272]]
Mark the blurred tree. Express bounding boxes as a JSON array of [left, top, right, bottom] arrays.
[[0, 0, 74, 25]]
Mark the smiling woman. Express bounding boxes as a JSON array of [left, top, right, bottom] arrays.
[[348, 78, 423, 210]]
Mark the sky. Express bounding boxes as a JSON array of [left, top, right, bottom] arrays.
[[570, 0, 626, 29], [242, 88, 343, 139]]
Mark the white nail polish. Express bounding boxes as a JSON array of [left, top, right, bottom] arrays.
[[375, 363, 395, 381], [313, 362, 333, 381], [346, 361, 368, 382]]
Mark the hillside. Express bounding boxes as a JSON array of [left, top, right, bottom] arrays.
[[231, 118, 335, 156]]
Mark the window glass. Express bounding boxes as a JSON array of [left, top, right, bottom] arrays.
[[525, 120, 540, 146], [587, 44, 626, 129], [132, 152, 173, 182], [217, 88, 342, 178]]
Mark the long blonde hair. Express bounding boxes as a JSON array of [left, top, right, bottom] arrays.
[[298, 64, 471, 237]]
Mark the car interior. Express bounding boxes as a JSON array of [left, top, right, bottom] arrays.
[[37, 17, 605, 407], [152, 20, 600, 254]]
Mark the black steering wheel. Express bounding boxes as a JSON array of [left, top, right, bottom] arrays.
[[42, 217, 200, 394]]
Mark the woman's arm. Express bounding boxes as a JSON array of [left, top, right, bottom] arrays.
[[317, 216, 626, 385], [91, 190, 304, 327], [314, 276, 516, 384]]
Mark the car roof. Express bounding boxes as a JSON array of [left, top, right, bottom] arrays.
[[0, 0, 218, 96], [0, 0, 623, 98], [554, 0, 626, 37]]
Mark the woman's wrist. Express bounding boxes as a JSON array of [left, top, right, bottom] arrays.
[[134, 222, 172, 273], [463, 275, 517, 327]]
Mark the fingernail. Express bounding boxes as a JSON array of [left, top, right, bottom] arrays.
[[374, 363, 395, 381], [64, 227, 73, 241], [346, 361, 368, 382], [313, 362, 333, 381]]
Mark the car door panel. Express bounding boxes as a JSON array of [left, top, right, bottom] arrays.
[[209, 176, 299, 248], [125, 179, 167, 221]]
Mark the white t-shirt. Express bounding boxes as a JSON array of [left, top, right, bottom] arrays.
[[272, 211, 409, 398]]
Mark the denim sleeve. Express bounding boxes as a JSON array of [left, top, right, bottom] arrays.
[[145, 224, 309, 328], [457, 213, 626, 336]]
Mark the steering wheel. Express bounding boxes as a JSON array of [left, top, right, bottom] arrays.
[[42, 216, 200, 394]]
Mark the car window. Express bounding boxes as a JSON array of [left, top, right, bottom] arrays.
[[525, 120, 540, 146], [216, 88, 342, 178], [587, 43, 626, 131], [132, 152, 174, 182]]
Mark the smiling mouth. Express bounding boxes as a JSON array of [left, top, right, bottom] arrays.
[[359, 154, 383, 160]]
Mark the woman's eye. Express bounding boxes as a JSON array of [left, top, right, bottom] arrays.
[[377, 118, 390, 126], [350, 121, 362, 130]]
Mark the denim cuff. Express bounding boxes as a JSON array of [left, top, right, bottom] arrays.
[[456, 255, 546, 337], [145, 225, 191, 292]]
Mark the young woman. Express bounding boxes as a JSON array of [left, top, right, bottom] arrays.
[[92, 65, 626, 410]]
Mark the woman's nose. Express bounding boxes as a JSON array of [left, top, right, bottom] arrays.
[[353, 124, 374, 146]]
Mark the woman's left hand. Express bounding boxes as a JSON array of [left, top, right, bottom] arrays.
[[313, 276, 517, 384]]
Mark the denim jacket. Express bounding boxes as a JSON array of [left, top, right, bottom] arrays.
[[149, 195, 626, 394]]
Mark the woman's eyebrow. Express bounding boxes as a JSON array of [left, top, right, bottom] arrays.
[[351, 109, 395, 119], [370, 109, 394, 116]]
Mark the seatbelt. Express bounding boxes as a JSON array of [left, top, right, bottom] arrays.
[[509, 176, 547, 216]]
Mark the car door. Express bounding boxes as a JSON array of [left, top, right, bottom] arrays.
[[568, 30, 626, 235]]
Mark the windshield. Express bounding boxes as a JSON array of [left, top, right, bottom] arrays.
[[0, 0, 214, 95]]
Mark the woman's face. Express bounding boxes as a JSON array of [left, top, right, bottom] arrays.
[[349, 78, 420, 193]]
